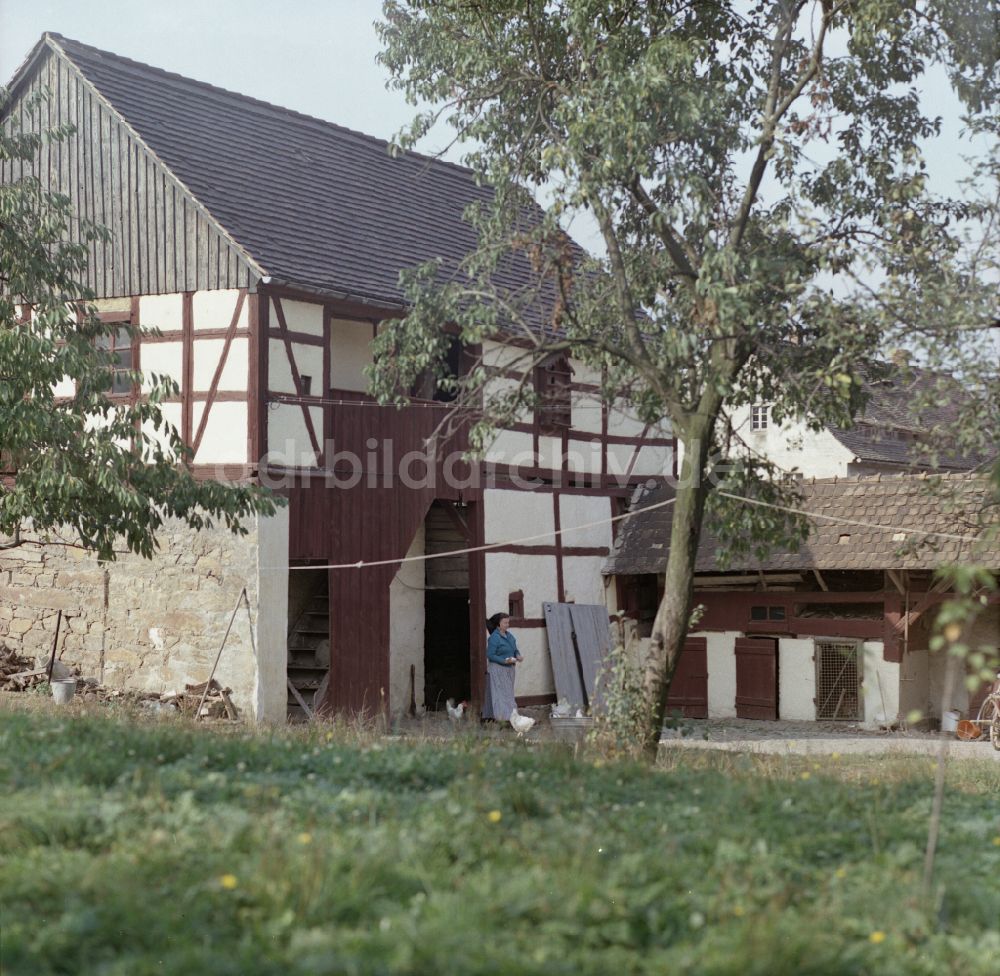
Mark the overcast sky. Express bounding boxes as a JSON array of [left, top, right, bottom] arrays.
[[0, 0, 989, 256]]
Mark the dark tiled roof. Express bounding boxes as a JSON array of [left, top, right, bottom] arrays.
[[604, 475, 1000, 575], [829, 368, 982, 470], [49, 33, 554, 309]]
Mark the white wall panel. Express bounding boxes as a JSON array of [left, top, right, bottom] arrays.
[[701, 631, 738, 718], [267, 404, 319, 467], [485, 552, 559, 618], [483, 429, 535, 466], [561, 555, 608, 607], [192, 289, 247, 332], [862, 641, 899, 727], [192, 337, 248, 391], [139, 293, 183, 332], [280, 299, 324, 336], [330, 318, 373, 392], [389, 526, 425, 716], [778, 638, 816, 720], [269, 339, 323, 395], [192, 401, 248, 464], [559, 494, 613, 549], [140, 341, 184, 390], [485, 489, 554, 545]]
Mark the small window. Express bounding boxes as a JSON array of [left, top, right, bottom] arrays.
[[535, 354, 572, 432], [300, 375, 312, 395], [508, 590, 524, 619], [750, 605, 768, 621], [750, 405, 769, 431], [768, 606, 786, 621], [96, 325, 134, 395]]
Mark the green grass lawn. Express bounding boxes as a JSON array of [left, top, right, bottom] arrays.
[[1, 708, 999, 976]]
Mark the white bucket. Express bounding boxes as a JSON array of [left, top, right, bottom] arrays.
[[941, 709, 961, 733], [50, 678, 77, 705]]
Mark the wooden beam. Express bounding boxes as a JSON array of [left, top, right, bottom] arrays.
[[271, 295, 321, 459], [813, 569, 829, 591], [886, 569, 906, 595], [191, 289, 246, 457]]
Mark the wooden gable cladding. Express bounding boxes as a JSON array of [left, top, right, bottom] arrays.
[[0, 44, 258, 298]]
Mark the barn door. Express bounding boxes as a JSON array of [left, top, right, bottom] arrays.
[[665, 638, 708, 718], [735, 637, 778, 720]]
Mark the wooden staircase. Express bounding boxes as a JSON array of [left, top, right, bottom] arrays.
[[286, 585, 330, 721]]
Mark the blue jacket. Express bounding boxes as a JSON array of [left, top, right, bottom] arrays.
[[487, 629, 520, 666]]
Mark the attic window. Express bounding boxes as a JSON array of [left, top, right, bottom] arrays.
[[750, 405, 769, 430], [535, 354, 572, 432]]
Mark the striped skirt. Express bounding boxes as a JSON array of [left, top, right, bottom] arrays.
[[482, 662, 517, 722]]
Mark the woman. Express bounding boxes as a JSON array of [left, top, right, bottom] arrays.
[[482, 613, 534, 732]]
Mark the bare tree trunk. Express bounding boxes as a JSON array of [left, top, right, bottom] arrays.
[[640, 427, 714, 760]]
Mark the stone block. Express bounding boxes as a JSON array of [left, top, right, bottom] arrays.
[[8, 617, 34, 635]]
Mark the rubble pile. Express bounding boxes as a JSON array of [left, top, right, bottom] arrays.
[[0, 647, 238, 720], [0, 646, 46, 691]]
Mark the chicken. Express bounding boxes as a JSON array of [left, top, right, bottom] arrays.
[[509, 708, 535, 735], [446, 698, 468, 722]]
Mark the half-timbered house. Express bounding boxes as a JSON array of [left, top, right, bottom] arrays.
[[0, 34, 673, 719]]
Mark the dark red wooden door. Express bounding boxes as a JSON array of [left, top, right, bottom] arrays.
[[735, 637, 778, 720], [666, 638, 708, 718]]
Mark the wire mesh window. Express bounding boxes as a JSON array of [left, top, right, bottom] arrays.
[[815, 640, 862, 720]]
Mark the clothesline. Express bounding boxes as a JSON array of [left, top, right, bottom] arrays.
[[278, 488, 985, 571]]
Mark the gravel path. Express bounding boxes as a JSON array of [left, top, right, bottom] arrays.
[[662, 718, 1000, 759]]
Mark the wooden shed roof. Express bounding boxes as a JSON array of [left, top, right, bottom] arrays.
[[604, 474, 1000, 575]]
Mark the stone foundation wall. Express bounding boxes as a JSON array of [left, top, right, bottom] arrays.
[[0, 518, 273, 717]]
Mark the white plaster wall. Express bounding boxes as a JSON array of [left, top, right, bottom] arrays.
[[730, 406, 855, 478], [280, 299, 324, 336], [141, 341, 184, 390], [192, 337, 249, 391], [485, 552, 559, 619], [330, 318, 374, 392], [862, 641, 900, 727], [483, 429, 535, 466], [484, 488, 554, 545], [268, 339, 324, 395], [139, 294, 183, 332], [192, 289, 248, 332], [630, 444, 675, 478], [389, 525, 425, 716], [510, 627, 555, 698], [267, 404, 320, 467], [779, 638, 816, 720], [702, 631, 738, 718], [559, 494, 613, 549], [255, 508, 289, 723], [566, 438, 604, 476], [607, 403, 648, 438], [561, 556, 608, 607], [191, 401, 248, 464], [537, 435, 563, 471], [571, 392, 604, 435]]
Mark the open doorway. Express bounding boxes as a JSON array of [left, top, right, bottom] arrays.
[[422, 501, 471, 710], [286, 564, 330, 721]]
